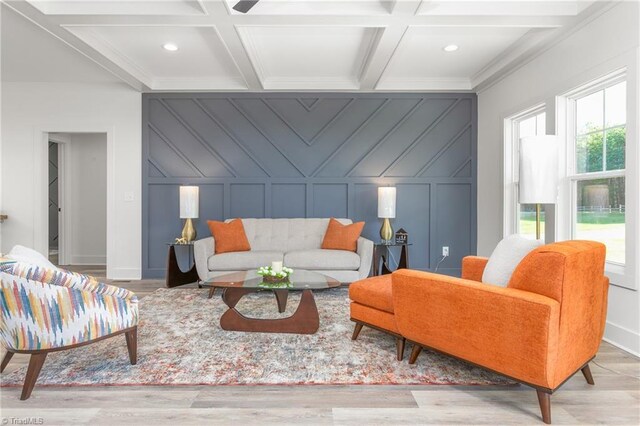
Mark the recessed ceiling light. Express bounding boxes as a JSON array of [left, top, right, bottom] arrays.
[[443, 44, 459, 52], [163, 43, 179, 52]]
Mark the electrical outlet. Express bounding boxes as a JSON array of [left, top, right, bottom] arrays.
[[442, 246, 450, 257]]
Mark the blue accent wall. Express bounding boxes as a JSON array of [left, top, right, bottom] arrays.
[[142, 93, 477, 278]]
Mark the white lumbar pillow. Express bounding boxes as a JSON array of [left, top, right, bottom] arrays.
[[482, 235, 543, 287], [6, 245, 58, 271]]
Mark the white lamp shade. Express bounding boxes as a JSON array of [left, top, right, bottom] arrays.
[[179, 186, 199, 219], [378, 187, 396, 218], [519, 136, 559, 204]]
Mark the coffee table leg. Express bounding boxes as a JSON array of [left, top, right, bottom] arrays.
[[273, 289, 288, 313], [220, 289, 319, 334], [222, 288, 256, 308]]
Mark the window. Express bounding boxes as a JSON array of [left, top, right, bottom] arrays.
[[570, 80, 626, 264], [513, 111, 546, 240]]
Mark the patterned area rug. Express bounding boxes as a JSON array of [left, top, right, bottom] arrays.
[[1, 288, 511, 386]]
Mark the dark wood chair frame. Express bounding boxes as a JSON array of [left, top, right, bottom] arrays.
[[351, 319, 406, 362], [1, 326, 137, 400], [407, 340, 596, 424]]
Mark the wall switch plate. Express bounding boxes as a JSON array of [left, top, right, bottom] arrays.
[[442, 246, 449, 257], [124, 191, 135, 202]]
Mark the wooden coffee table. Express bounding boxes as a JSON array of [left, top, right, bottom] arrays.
[[205, 270, 340, 334]]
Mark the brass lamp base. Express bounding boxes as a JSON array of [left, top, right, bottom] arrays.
[[181, 218, 197, 242], [380, 218, 393, 243]]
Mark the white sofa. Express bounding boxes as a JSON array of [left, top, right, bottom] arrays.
[[194, 218, 374, 284]]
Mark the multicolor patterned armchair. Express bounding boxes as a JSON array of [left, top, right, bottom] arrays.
[[0, 262, 138, 400]]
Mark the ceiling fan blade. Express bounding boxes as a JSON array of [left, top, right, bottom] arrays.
[[233, 0, 260, 13]]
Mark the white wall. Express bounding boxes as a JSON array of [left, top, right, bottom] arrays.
[[477, 2, 640, 355], [1, 82, 142, 279], [67, 133, 107, 265]]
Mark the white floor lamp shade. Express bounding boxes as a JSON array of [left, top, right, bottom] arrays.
[[519, 136, 559, 204], [519, 136, 558, 240]]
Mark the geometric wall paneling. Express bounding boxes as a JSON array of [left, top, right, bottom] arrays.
[[272, 184, 306, 218], [142, 92, 477, 278], [312, 184, 348, 219], [432, 183, 474, 274], [395, 183, 431, 271], [230, 183, 266, 218]]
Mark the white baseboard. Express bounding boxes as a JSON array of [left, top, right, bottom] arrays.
[[70, 255, 107, 265], [604, 320, 640, 357], [109, 267, 141, 281]]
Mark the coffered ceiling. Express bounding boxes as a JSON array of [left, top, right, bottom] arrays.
[[2, 0, 603, 92]]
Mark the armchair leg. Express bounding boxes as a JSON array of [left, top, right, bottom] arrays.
[[581, 364, 595, 385], [1, 351, 14, 373], [21, 353, 47, 400], [396, 338, 406, 361], [125, 327, 138, 365], [351, 323, 364, 340], [409, 345, 422, 365], [536, 390, 551, 424]]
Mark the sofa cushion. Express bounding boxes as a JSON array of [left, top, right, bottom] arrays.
[[208, 219, 251, 254], [284, 249, 360, 271], [349, 275, 394, 313], [482, 235, 543, 287], [321, 218, 365, 252], [237, 218, 353, 252], [208, 251, 283, 271]]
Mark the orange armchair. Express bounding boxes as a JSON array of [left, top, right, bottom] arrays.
[[392, 241, 609, 424]]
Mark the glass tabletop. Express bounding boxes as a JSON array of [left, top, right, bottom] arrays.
[[205, 269, 340, 290], [374, 242, 413, 246]]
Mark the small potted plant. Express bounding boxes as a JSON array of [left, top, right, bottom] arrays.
[[257, 265, 293, 283]]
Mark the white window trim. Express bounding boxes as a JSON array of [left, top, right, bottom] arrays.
[[556, 68, 636, 290], [503, 104, 546, 238]]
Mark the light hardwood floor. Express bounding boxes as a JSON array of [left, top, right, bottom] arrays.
[[1, 266, 639, 425]]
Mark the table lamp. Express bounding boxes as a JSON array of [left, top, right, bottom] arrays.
[[519, 135, 558, 240], [378, 186, 396, 243], [179, 186, 199, 242]]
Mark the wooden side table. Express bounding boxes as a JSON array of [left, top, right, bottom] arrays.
[[373, 243, 412, 276], [166, 243, 199, 288]]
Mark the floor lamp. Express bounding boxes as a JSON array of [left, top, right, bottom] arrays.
[[519, 136, 558, 241]]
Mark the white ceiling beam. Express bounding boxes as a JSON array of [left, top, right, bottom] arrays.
[[3, 0, 150, 91], [40, 11, 570, 29], [358, 0, 421, 90], [204, 1, 262, 90]]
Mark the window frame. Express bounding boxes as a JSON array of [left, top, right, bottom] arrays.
[[503, 104, 546, 238], [561, 70, 629, 281]]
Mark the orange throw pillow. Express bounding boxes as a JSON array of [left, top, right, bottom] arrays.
[[321, 218, 365, 252], [207, 219, 251, 254]]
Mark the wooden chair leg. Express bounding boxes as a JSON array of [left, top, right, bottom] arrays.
[[409, 345, 422, 364], [351, 323, 364, 340], [20, 353, 47, 400], [581, 364, 595, 385], [125, 327, 138, 365], [536, 390, 551, 424], [396, 337, 406, 361], [1, 351, 14, 373]]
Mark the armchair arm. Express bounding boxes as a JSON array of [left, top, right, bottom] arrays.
[[1, 271, 138, 351], [392, 269, 560, 388], [356, 237, 374, 280], [461, 256, 489, 282], [194, 237, 215, 282]]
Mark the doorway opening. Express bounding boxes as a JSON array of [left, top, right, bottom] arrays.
[[47, 132, 108, 275]]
